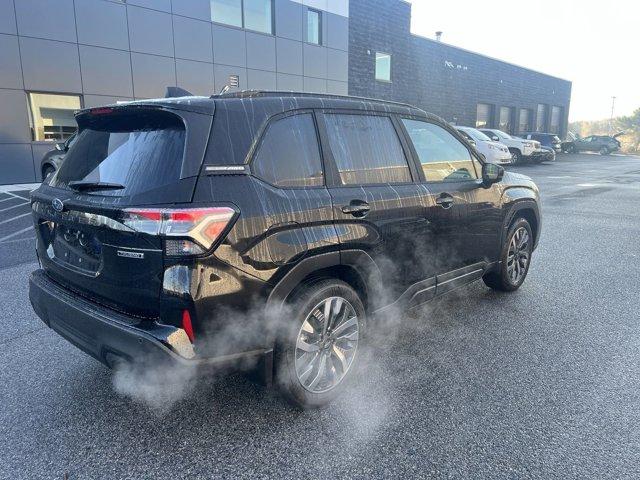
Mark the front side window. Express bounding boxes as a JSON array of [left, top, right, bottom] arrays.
[[307, 9, 321, 45], [375, 52, 391, 82], [403, 119, 478, 183], [28, 92, 82, 141], [211, 0, 273, 34], [252, 114, 323, 188], [324, 114, 411, 185]]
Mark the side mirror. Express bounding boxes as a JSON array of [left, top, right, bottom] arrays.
[[55, 142, 65, 151], [482, 163, 504, 188], [491, 135, 500, 142]]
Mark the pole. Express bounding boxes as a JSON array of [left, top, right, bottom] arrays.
[[609, 96, 616, 135]]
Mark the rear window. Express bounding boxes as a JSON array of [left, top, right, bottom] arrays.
[[52, 110, 186, 197]]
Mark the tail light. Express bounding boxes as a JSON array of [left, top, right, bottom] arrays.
[[182, 310, 195, 342], [122, 207, 236, 256]]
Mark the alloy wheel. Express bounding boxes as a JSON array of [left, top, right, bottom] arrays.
[[507, 227, 530, 284], [294, 296, 359, 394]]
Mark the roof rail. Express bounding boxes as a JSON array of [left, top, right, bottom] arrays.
[[208, 90, 420, 111]]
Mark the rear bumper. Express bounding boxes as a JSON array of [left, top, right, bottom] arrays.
[[29, 270, 270, 372]]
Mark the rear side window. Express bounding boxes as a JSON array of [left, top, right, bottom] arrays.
[[252, 113, 323, 188], [402, 119, 478, 182], [324, 114, 411, 185], [53, 111, 185, 197]]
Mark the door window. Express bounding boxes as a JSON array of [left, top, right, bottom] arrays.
[[324, 114, 411, 185], [252, 113, 323, 188], [402, 119, 479, 183]]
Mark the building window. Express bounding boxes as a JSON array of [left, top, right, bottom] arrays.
[[211, 0, 273, 35], [307, 8, 322, 45], [499, 106, 513, 133], [211, 0, 242, 28], [536, 104, 547, 132], [476, 103, 491, 128], [518, 108, 531, 133], [375, 52, 391, 82], [550, 106, 562, 134], [28, 92, 82, 142]]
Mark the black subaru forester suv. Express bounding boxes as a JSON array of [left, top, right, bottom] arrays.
[[29, 92, 541, 408]]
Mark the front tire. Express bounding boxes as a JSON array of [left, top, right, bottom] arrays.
[[509, 149, 522, 165], [483, 218, 533, 292], [275, 279, 366, 409]]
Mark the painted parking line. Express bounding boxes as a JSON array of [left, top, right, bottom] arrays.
[[0, 226, 34, 243], [0, 201, 30, 213], [4, 191, 30, 201], [0, 212, 32, 226]]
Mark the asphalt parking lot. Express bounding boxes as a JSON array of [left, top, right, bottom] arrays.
[[1, 153, 639, 479]]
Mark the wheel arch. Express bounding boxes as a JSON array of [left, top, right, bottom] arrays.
[[502, 197, 541, 249], [267, 250, 380, 313], [41, 162, 55, 180]]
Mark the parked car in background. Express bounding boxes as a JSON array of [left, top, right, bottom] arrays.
[[455, 126, 512, 165], [563, 133, 623, 155], [479, 128, 545, 164], [40, 132, 77, 181], [538, 146, 556, 162], [521, 132, 562, 153], [29, 91, 542, 408]]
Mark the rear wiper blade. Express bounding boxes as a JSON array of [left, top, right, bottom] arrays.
[[68, 181, 125, 191]]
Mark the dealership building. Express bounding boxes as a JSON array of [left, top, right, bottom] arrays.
[[0, 0, 572, 185]]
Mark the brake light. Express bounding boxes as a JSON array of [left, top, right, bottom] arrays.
[[89, 107, 115, 115], [122, 207, 236, 255]]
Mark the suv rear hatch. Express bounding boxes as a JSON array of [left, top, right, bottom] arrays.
[[32, 104, 213, 318]]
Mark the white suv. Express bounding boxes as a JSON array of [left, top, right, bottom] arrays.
[[480, 129, 543, 164], [455, 126, 512, 165]]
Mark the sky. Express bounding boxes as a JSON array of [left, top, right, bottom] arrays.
[[407, 0, 639, 122]]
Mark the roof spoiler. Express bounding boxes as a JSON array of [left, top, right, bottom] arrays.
[[165, 87, 194, 98]]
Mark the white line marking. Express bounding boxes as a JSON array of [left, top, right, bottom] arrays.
[[0, 226, 34, 242], [4, 191, 30, 201], [0, 202, 29, 213], [0, 236, 35, 245], [0, 212, 31, 225]]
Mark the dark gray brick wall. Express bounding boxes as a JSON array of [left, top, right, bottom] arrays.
[[348, 0, 572, 136]]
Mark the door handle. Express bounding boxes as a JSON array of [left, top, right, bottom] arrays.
[[341, 200, 370, 217], [435, 194, 455, 209]]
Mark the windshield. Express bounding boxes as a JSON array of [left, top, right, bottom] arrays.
[[461, 128, 492, 142], [52, 111, 186, 197]]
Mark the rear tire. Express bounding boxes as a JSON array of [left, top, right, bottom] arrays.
[[483, 218, 533, 292], [275, 278, 366, 409], [599, 146, 609, 155]]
